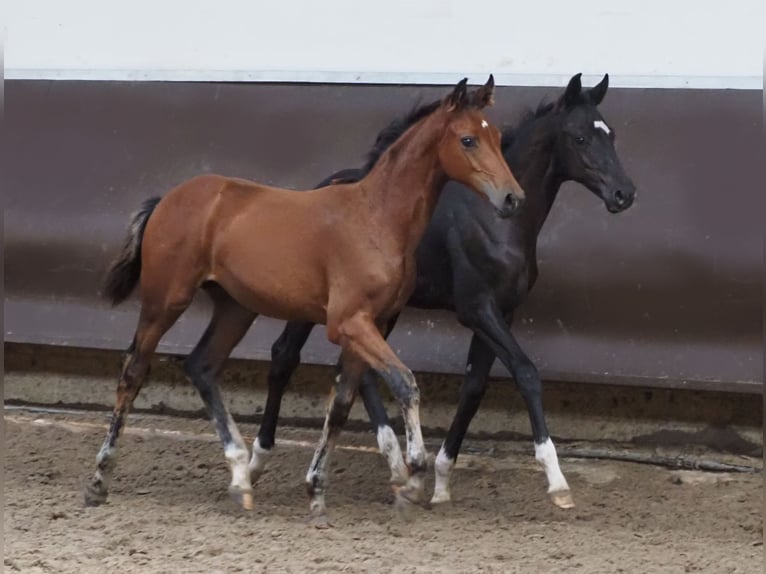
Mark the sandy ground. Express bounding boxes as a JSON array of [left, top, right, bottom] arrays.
[[4, 409, 763, 574]]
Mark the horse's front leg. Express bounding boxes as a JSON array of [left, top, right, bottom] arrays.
[[335, 313, 428, 509], [356, 312, 408, 486], [358, 369, 409, 487], [431, 334, 496, 504]]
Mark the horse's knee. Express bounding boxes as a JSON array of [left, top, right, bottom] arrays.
[[117, 351, 150, 396], [514, 362, 541, 396], [269, 345, 301, 379], [460, 373, 488, 403], [390, 369, 418, 408], [269, 336, 301, 381], [182, 354, 203, 378], [183, 353, 215, 391], [327, 386, 356, 428], [455, 299, 486, 329], [124, 358, 149, 382]]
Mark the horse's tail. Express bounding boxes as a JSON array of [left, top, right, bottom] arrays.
[[103, 197, 162, 306]]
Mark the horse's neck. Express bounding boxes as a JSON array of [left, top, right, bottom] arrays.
[[360, 114, 447, 252], [506, 116, 564, 242]]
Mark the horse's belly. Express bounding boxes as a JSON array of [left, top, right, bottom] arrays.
[[213, 263, 328, 324], [210, 230, 329, 323]]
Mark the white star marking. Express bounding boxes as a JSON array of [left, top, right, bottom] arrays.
[[594, 120, 611, 135]]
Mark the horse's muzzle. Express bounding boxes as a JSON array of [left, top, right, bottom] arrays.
[[497, 193, 522, 218]]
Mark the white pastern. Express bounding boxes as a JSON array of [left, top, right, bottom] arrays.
[[376, 425, 407, 484], [225, 443, 252, 491], [93, 444, 116, 488], [96, 443, 115, 465], [431, 446, 455, 503], [534, 438, 569, 493], [593, 119, 611, 135], [248, 436, 272, 476]]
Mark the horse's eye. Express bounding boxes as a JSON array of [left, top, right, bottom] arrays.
[[575, 135, 586, 145], [461, 136, 476, 148]]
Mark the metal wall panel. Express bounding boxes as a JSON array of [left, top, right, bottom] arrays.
[[3, 80, 762, 393]]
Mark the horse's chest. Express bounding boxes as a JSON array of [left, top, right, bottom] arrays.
[[472, 245, 532, 309], [493, 266, 530, 309]]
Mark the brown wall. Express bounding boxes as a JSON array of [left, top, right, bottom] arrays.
[[3, 80, 762, 393]]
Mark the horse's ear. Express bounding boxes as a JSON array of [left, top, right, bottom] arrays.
[[561, 73, 583, 108], [587, 73, 609, 106], [445, 78, 469, 111], [470, 74, 495, 108]]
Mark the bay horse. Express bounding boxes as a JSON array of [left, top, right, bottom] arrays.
[[250, 73, 636, 509], [85, 76, 525, 525]]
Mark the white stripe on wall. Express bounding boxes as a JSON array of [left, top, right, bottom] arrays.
[[4, 69, 760, 90], [5, 0, 763, 90]]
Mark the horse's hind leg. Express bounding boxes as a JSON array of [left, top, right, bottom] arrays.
[[249, 320, 315, 482], [84, 300, 189, 506], [183, 284, 256, 509], [305, 352, 363, 527]]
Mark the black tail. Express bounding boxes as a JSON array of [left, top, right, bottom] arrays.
[[103, 197, 162, 306]]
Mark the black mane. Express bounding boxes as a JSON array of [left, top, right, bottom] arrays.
[[358, 93, 558, 175], [362, 99, 442, 173], [500, 101, 556, 154]]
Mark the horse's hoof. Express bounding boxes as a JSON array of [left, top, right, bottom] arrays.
[[309, 514, 333, 529], [83, 483, 108, 507], [394, 485, 430, 518], [550, 489, 575, 509], [393, 492, 417, 521], [430, 490, 451, 505], [396, 482, 426, 506], [228, 487, 254, 510]]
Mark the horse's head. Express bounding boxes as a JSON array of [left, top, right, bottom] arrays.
[[436, 76, 524, 218], [553, 73, 636, 213]]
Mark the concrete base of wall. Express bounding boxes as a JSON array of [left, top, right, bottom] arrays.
[[4, 343, 763, 453]]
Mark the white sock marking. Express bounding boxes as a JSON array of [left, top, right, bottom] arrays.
[[96, 443, 115, 464], [593, 119, 611, 135], [248, 436, 271, 475], [402, 400, 426, 499], [376, 425, 407, 483], [225, 443, 251, 491], [93, 444, 116, 488], [432, 446, 454, 503], [534, 438, 569, 493]]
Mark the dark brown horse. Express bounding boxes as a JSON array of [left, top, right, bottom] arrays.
[[85, 76, 524, 524]]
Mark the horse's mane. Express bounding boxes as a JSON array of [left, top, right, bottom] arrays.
[[351, 93, 557, 179], [500, 101, 556, 154], [362, 99, 442, 173]]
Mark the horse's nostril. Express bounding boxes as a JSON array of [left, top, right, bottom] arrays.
[[504, 194, 520, 211], [614, 190, 626, 205]]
